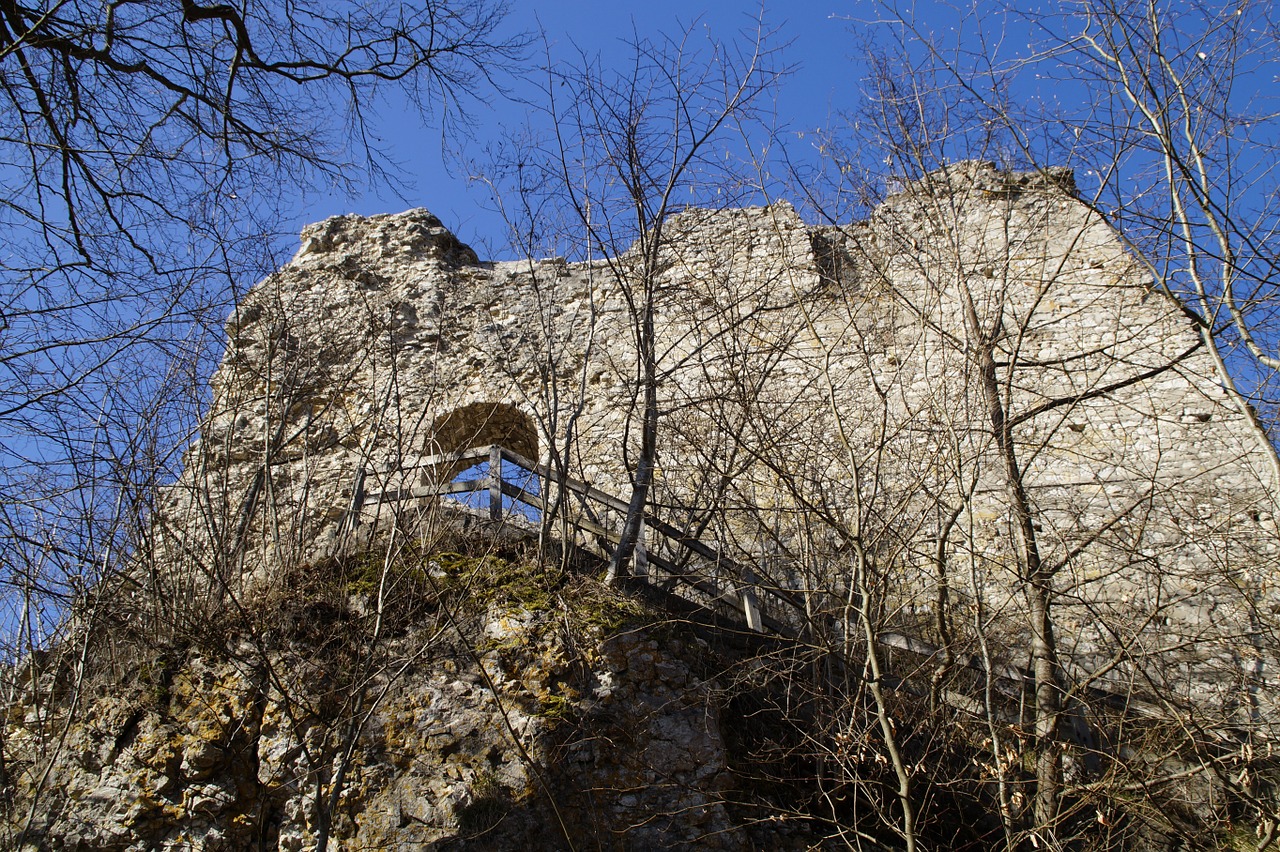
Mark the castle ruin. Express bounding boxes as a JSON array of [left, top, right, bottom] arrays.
[[159, 161, 1280, 716]]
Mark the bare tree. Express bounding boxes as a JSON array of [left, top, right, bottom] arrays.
[[0, 4, 525, 843], [862, 0, 1280, 491], [0, 0, 525, 659], [490, 16, 788, 581], [783, 14, 1280, 840]]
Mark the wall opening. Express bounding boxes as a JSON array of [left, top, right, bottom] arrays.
[[427, 402, 540, 521]]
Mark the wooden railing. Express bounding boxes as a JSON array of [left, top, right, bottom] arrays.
[[337, 443, 1208, 744], [335, 440, 1254, 757], [342, 444, 808, 636]]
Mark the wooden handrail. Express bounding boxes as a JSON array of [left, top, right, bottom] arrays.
[[496, 446, 802, 622], [348, 443, 785, 634], [341, 443, 1215, 742]]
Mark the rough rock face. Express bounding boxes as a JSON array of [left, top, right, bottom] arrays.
[[5, 548, 820, 850], [9, 163, 1279, 849]]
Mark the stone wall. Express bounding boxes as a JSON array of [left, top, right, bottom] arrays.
[[157, 161, 1279, 712]]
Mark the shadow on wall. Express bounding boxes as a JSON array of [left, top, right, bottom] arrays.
[[429, 403, 537, 471]]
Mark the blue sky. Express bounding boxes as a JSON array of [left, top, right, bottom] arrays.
[[0, 2, 868, 649], [291, 1, 863, 258]]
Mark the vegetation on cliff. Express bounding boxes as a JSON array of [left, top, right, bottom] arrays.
[[3, 2, 1280, 850]]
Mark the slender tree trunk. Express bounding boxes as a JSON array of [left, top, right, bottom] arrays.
[[929, 503, 963, 713], [610, 285, 658, 582], [966, 295, 1063, 837], [852, 545, 918, 852]]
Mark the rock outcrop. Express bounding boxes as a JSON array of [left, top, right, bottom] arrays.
[[7, 162, 1279, 849], [5, 546, 828, 850]]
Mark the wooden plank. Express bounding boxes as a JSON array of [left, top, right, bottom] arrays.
[[496, 485, 627, 547], [363, 478, 486, 504], [500, 447, 634, 515], [497, 446, 540, 474], [564, 512, 621, 543], [503, 452, 801, 627], [390, 445, 495, 475], [741, 568, 763, 632], [496, 480, 542, 509], [489, 445, 502, 521], [564, 479, 633, 516], [637, 514, 808, 618], [879, 632, 1027, 684], [340, 465, 367, 536], [649, 555, 792, 635], [635, 520, 649, 578]]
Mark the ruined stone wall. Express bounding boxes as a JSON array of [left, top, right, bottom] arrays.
[[157, 162, 1279, 709], [807, 164, 1279, 703]]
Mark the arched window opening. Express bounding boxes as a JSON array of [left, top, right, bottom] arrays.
[[427, 403, 541, 522]]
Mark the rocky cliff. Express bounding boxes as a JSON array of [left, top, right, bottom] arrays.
[[5, 538, 846, 850]]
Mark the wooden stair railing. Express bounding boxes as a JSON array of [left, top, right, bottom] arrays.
[[335, 444, 1238, 748], [340, 444, 803, 636]]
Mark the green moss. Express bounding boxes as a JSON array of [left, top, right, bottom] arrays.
[[134, 653, 177, 707], [343, 552, 386, 596], [572, 585, 652, 635], [429, 551, 558, 614], [328, 541, 661, 644], [344, 551, 432, 598], [535, 692, 575, 724]]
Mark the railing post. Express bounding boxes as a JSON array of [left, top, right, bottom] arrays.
[[742, 567, 763, 632], [341, 464, 367, 543], [489, 445, 503, 521]]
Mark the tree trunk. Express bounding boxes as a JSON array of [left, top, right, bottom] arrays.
[[967, 296, 1063, 836], [609, 293, 658, 582]]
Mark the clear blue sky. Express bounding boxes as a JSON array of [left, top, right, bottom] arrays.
[[291, 1, 863, 258]]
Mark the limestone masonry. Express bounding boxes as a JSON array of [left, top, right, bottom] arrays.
[[164, 161, 1278, 708], [11, 161, 1280, 851]]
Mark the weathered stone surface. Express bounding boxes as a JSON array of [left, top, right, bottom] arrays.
[[154, 163, 1277, 703], [11, 162, 1278, 848], [4, 562, 810, 851]]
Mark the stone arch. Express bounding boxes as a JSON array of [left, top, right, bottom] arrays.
[[427, 402, 538, 478], [425, 402, 540, 519]]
